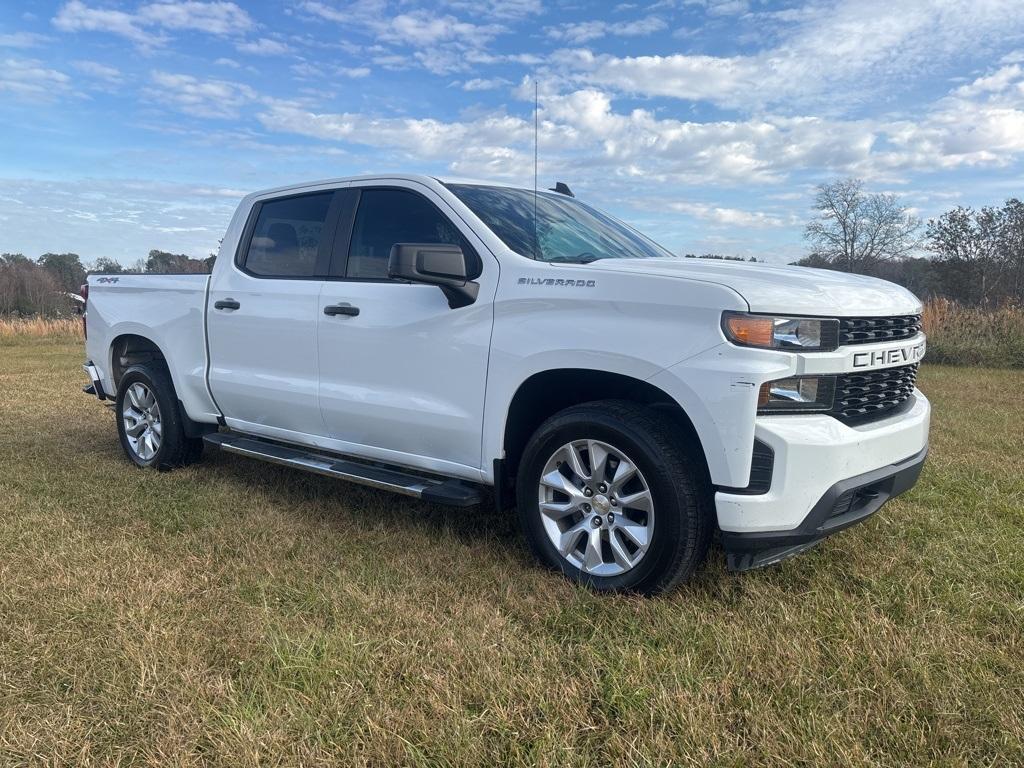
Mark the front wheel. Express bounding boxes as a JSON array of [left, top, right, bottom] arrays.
[[115, 363, 203, 470], [516, 400, 711, 594]]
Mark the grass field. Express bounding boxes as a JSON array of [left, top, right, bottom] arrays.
[[0, 336, 1021, 766]]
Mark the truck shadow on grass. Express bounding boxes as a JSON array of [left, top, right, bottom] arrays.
[[193, 447, 795, 602]]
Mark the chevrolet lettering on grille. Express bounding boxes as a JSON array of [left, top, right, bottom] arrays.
[[852, 340, 926, 369]]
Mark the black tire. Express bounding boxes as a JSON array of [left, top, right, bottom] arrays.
[[115, 362, 203, 470], [516, 400, 711, 594]]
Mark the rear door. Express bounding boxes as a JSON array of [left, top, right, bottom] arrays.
[[207, 188, 348, 439], [316, 182, 496, 478]]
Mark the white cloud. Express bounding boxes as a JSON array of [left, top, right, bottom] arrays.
[[73, 60, 122, 82], [0, 57, 71, 100], [243, 58, 1024, 188], [668, 201, 785, 228], [380, 11, 503, 47], [255, 100, 539, 178], [953, 65, 1022, 98], [339, 66, 371, 78], [53, 0, 254, 47], [441, 0, 542, 19], [553, 0, 1024, 111], [547, 16, 667, 44], [704, 0, 748, 16], [54, 0, 159, 46], [137, 1, 253, 35], [462, 77, 511, 91], [147, 70, 256, 118], [301, 2, 507, 74], [0, 31, 52, 48], [235, 37, 290, 55]]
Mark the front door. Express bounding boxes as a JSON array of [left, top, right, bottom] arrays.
[[207, 188, 343, 440], [316, 183, 496, 478]]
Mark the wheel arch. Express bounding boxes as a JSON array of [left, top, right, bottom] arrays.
[[108, 333, 213, 439], [109, 333, 168, 391], [498, 368, 710, 485]]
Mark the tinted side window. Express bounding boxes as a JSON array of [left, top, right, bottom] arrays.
[[243, 192, 333, 277], [347, 189, 470, 279]]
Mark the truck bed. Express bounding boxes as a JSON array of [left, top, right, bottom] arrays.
[[84, 274, 220, 423]]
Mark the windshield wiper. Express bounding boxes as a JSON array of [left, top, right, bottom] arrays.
[[546, 253, 602, 264]]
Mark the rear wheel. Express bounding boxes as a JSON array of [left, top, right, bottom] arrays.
[[516, 400, 711, 594], [115, 363, 203, 470]]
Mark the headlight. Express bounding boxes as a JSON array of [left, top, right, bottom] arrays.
[[722, 312, 839, 351], [758, 375, 836, 413]]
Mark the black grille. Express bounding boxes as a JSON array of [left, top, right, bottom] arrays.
[[831, 363, 919, 423], [839, 315, 922, 346]]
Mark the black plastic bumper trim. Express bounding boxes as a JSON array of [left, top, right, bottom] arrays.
[[718, 439, 775, 495], [722, 444, 928, 571]]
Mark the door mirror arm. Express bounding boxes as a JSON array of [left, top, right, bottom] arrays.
[[388, 244, 479, 309]]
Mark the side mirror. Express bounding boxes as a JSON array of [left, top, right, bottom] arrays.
[[388, 243, 479, 309]]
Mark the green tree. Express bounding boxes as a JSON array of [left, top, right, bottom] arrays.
[[91, 257, 127, 274], [145, 249, 212, 274], [37, 252, 86, 292]]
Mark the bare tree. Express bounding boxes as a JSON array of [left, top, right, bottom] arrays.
[[804, 178, 921, 274]]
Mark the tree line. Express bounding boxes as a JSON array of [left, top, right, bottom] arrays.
[[3, 183, 1021, 317], [0, 250, 214, 317], [798, 178, 1024, 306]]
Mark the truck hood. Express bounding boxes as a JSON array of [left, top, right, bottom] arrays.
[[588, 258, 922, 315]]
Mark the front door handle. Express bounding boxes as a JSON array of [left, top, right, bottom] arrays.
[[324, 303, 360, 317], [214, 298, 240, 310]]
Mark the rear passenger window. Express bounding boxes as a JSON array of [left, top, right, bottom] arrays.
[[346, 189, 471, 280], [243, 192, 333, 277]]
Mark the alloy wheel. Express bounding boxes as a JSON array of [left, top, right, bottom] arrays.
[[122, 382, 162, 461], [537, 439, 654, 577]]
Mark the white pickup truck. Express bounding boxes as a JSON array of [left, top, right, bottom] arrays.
[[83, 174, 930, 593]]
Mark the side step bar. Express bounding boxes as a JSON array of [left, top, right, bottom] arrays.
[[203, 432, 482, 507]]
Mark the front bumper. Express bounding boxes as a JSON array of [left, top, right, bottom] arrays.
[[716, 390, 930, 570]]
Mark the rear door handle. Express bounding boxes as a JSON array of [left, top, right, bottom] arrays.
[[214, 298, 240, 310], [324, 303, 360, 317]]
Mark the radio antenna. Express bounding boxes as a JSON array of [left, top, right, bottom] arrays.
[[533, 78, 539, 260]]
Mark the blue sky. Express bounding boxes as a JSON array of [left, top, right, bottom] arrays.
[[2, 0, 1024, 266]]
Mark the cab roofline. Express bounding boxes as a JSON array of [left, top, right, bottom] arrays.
[[241, 173, 563, 204]]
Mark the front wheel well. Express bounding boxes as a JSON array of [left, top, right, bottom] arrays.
[[500, 369, 707, 483]]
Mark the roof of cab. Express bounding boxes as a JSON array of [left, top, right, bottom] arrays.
[[242, 173, 540, 203]]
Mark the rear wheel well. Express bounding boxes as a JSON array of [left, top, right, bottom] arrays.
[[501, 369, 707, 483], [110, 334, 167, 390], [109, 334, 213, 439]]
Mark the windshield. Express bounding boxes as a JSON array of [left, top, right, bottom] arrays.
[[446, 183, 672, 263]]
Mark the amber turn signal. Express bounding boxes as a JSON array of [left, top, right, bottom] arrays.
[[723, 314, 774, 348]]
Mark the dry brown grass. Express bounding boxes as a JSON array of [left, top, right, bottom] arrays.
[[0, 316, 81, 341], [0, 340, 1021, 766], [923, 298, 1024, 368]]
